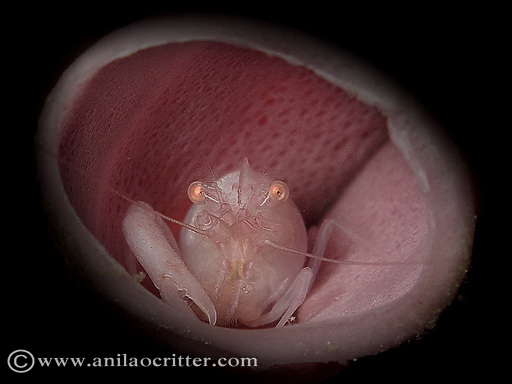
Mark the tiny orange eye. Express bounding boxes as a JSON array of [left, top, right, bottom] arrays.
[[268, 181, 289, 202], [188, 181, 206, 205]]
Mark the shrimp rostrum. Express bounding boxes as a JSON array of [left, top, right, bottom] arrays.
[[123, 159, 338, 328]]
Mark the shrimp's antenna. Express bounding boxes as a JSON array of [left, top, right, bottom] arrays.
[[203, 161, 227, 206], [241, 157, 278, 208], [112, 190, 207, 236], [264, 240, 423, 266]]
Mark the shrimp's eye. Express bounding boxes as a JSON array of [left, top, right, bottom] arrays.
[[188, 181, 206, 205], [268, 181, 289, 202]]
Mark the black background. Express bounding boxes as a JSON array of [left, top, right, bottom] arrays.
[[5, 3, 502, 382]]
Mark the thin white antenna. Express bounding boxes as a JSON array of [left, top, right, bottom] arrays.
[[264, 240, 422, 266], [112, 190, 207, 236]]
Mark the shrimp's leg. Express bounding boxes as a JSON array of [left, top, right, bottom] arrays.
[[246, 267, 313, 328], [123, 202, 217, 325], [267, 219, 340, 327], [307, 218, 341, 279], [249, 220, 343, 328]]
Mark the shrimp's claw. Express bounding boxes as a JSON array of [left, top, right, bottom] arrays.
[[122, 201, 217, 325]]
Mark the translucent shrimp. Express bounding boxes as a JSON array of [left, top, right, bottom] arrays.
[[123, 159, 313, 327], [122, 158, 415, 328]]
